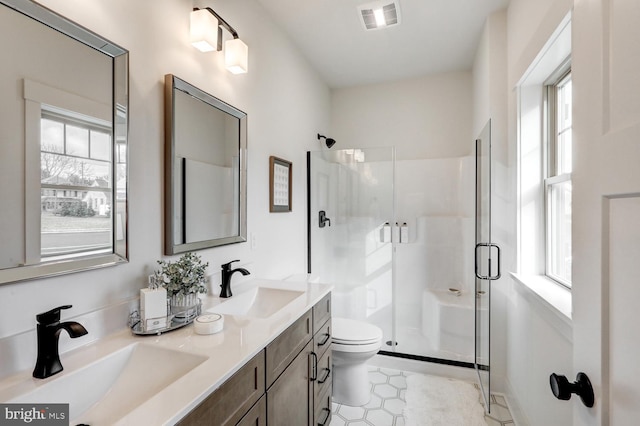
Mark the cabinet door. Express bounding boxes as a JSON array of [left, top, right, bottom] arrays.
[[266, 309, 312, 387], [267, 340, 313, 426], [312, 293, 331, 334], [237, 395, 267, 426], [177, 351, 265, 426]]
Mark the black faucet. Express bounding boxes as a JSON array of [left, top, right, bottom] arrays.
[[33, 305, 88, 379], [220, 260, 250, 298]]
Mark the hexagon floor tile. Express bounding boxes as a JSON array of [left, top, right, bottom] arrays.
[[329, 366, 514, 426]]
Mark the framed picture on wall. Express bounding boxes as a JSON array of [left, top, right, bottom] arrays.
[[269, 156, 292, 212]]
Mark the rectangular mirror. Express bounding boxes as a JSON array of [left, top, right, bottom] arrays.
[[164, 74, 247, 254], [0, 0, 129, 284]]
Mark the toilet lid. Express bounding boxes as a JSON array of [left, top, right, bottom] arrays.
[[332, 317, 383, 345]]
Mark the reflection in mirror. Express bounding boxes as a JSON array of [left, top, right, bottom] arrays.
[[164, 74, 247, 255], [0, 0, 128, 284]]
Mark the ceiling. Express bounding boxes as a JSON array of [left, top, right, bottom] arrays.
[[255, 0, 510, 88]]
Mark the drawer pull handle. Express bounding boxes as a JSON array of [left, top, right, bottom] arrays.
[[310, 352, 318, 381], [317, 407, 331, 426], [318, 367, 331, 384], [317, 333, 331, 346]]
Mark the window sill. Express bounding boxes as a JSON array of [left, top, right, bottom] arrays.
[[510, 272, 572, 342]]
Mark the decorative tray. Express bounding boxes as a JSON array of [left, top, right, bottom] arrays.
[[129, 303, 201, 336]]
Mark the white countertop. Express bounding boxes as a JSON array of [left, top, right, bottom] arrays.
[[0, 279, 332, 425]]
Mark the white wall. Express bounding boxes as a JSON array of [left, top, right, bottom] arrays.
[[499, 0, 574, 424], [0, 0, 329, 377], [331, 72, 472, 160]]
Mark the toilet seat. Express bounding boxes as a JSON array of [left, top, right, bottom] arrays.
[[332, 317, 383, 346]]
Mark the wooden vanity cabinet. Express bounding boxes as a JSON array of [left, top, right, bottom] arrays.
[[178, 292, 332, 426], [266, 292, 333, 426]]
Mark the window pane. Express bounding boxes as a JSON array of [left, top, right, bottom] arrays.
[[41, 206, 112, 258], [558, 128, 572, 174], [66, 124, 89, 157], [41, 119, 64, 153], [548, 180, 572, 284], [90, 130, 111, 161], [40, 114, 113, 260], [555, 75, 572, 174], [557, 77, 572, 131]]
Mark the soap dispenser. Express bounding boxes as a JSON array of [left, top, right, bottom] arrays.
[[140, 275, 167, 331]]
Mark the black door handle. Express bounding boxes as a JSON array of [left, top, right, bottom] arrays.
[[550, 372, 594, 408]]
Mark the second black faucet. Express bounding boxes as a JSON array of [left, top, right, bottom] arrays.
[[220, 260, 250, 298]]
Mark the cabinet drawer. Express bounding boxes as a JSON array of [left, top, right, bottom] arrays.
[[237, 395, 267, 426], [313, 347, 332, 404], [312, 293, 331, 334], [266, 309, 312, 387], [313, 319, 332, 359], [314, 385, 333, 426], [177, 351, 265, 426]]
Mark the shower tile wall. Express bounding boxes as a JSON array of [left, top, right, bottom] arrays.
[[391, 156, 474, 359]]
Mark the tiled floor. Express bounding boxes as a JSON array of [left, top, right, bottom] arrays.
[[330, 367, 514, 426]]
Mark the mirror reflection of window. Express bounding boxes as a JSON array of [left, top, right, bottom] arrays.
[[40, 110, 114, 260]]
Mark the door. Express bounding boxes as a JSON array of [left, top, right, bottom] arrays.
[[571, 1, 640, 424], [474, 120, 499, 411]]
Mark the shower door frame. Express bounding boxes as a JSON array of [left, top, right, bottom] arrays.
[[474, 120, 500, 413]]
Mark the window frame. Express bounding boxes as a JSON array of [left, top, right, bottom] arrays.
[[544, 66, 572, 288]]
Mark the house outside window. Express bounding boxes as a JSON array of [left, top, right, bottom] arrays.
[[40, 111, 113, 259]]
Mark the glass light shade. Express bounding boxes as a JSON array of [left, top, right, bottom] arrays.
[[225, 38, 248, 74], [190, 9, 218, 52]]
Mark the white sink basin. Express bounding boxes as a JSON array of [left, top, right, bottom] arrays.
[[208, 287, 304, 318], [8, 343, 207, 424]]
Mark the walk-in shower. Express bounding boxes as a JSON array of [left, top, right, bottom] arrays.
[[307, 147, 482, 367]]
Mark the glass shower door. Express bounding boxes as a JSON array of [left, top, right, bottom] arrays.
[[307, 148, 395, 350], [474, 120, 500, 411]]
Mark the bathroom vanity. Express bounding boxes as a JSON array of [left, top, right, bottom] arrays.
[[178, 291, 333, 426], [0, 280, 332, 425]]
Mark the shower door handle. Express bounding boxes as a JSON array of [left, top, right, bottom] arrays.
[[475, 243, 501, 280]]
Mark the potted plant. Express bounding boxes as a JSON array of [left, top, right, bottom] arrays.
[[154, 252, 208, 319]]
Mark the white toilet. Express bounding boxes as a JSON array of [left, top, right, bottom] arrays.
[[331, 317, 384, 406]]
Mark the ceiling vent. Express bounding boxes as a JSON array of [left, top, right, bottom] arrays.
[[358, 0, 401, 31]]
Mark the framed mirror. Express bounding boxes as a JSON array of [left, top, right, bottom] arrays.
[[0, 0, 129, 284], [164, 74, 247, 254]]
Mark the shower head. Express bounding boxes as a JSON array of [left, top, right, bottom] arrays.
[[317, 133, 336, 149]]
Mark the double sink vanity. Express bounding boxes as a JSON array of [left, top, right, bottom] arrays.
[[0, 280, 333, 425]]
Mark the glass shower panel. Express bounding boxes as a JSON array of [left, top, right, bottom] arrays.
[[308, 148, 395, 348]]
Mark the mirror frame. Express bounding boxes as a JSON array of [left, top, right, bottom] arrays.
[[164, 74, 247, 255], [0, 0, 129, 284]]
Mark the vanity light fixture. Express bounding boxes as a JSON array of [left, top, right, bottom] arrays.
[[190, 8, 219, 52], [191, 7, 249, 74]]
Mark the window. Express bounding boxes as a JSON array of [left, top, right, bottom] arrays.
[[545, 71, 572, 286], [40, 111, 114, 259]]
